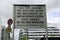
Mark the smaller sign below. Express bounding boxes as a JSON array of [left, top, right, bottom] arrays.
[[6, 26, 11, 32]]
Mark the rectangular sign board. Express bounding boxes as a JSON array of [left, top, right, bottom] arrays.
[[13, 4, 47, 29]]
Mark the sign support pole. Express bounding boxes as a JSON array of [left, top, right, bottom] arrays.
[[45, 6, 48, 40], [46, 26, 48, 40], [8, 32, 10, 40]]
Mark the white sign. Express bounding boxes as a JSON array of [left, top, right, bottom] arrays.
[[13, 4, 47, 29]]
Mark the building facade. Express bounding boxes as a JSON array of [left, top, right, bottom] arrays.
[[14, 23, 60, 40], [1, 26, 6, 40], [1, 26, 12, 40], [0, 18, 2, 40]]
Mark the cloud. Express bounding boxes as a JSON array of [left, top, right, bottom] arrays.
[[13, 0, 47, 4], [0, 0, 48, 26], [47, 17, 60, 23], [27, 0, 47, 4], [47, 17, 60, 29], [47, 8, 60, 23], [47, 8, 60, 17], [47, 8, 60, 24], [47, 0, 60, 11]]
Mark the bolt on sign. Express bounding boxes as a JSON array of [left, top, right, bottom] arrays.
[[13, 4, 47, 29]]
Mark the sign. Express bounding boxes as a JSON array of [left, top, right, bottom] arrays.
[[6, 26, 11, 32], [7, 18, 13, 25], [13, 4, 47, 29]]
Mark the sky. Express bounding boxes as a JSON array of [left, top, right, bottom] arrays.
[[0, 0, 60, 28]]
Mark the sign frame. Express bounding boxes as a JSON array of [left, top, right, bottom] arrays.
[[13, 4, 47, 29]]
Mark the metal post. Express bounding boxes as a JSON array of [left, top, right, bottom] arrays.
[[19, 30, 21, 40], [46, 22, 48, 40], [13, 27, 14, 40], [8, 32, 10, 40], [27, 26, 28, 40], [45, 5, 48, 40]]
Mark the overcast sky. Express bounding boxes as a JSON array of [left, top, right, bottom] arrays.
[[0, 0, 60, 28]]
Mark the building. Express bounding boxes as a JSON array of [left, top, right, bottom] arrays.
[[14, 23, 60, 40], [1, 26, 12, 40], [1, 26, 6, 40], [18, 23, 60, 40], [15, 26, 60, 40], [27, 27, 60, 38], [0, 18, 2, 40]]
